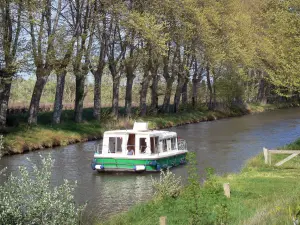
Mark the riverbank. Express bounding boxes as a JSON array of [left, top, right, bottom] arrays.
[[102, 139, 300, 225], [2, 102, 299, 155]]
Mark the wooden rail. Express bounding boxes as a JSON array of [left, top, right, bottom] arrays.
[[263, 148, 300, 166]]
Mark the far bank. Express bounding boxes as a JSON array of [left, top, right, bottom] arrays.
[[1, 102, 299, 155]]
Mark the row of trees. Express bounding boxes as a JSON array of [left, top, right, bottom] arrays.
[[0, 0, 299, 128]]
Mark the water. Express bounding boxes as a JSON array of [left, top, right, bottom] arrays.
[[1, 108, 300, 219]]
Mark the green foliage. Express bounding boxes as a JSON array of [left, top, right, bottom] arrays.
[[151, 169, 182, 200], [183, 158, 230, 225], [186, 152, 200, 188], [126, 11, 168, 53], [0, 154, 84, 225], [216, 73, 244, 107], [258, 0, 300, 95]]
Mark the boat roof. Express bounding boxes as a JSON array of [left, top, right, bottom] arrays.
[[104, 129, 177, 137]]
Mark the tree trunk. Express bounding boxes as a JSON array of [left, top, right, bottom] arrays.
[[0, 76, 12, 128], [125, 62, 135, 117], [125, 74, 134, 117], [28, 73, 48, 125], [150, 73, 159, 115], [192, 63, 201, 108], [181, 78, 188, 105], [52, 71, 67, 124], [140, 70, 151, 117], [213, 82, 217, 108], [112, 76, 120, 118], [257, 78, 268, 104], [93, 70, 103, 121], [206, 66, 213, 110], [174, 78, 184, 113], [162, 77, 174, 113], [74, 75, 85, 123], [192, 78, 199, 108]]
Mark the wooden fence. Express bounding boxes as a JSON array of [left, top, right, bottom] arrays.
[[263, 147, 300, 166]]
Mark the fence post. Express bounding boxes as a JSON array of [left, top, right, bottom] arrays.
[[263, 147, 268, 164], [268, 150, 272, 165], [223, 183, 230, 198], [160, 216, 167, 225]]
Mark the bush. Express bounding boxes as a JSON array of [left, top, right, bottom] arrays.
[[0, 154, 84, 225], [151, 169, 182, 200], [184, 154, 230, 225]]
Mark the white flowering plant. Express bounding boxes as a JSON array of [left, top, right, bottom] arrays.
[[0, 154, 85, 225], [151, 168, 182, 200]]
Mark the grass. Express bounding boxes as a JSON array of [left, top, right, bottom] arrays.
[[245, 102, 300, 113], [101, 138, 300, 225], [1, 102, 299, 154]]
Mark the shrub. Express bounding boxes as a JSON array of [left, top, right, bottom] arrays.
[[151, 168, 182, 200], [0, 154, 84, 225], [184, 154, 230, 225]]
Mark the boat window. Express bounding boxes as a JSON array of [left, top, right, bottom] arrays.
[[140, 138, 147, 154], [108, 137, 123, 153], [163, 139, 167, 152], [150, 137, 159, 154], [171, 138, 177, 150], [127, 134, 135, 152]]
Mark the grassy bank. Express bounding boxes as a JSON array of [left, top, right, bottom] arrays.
[[102, 139, 300, 225], [1, 102, 299, 155]]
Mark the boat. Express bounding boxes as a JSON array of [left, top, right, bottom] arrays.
[[91, 122, 188, 172]]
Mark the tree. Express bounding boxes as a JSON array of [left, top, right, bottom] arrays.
[[52, 1, 80, 124], [26, 0, 62, 125], [106, 2, 127, 118], [89, 0, 111, 121], [0, 0, 22, 128], [72, 0, 96, 123], [260, 0, 300, 95]]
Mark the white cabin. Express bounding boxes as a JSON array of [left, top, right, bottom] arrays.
[[99, 122, 183, 156]]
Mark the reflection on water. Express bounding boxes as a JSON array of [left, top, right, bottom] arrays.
[[1, 107, 300, 218]]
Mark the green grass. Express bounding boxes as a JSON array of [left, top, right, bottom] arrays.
[[246, 102, 300, 113], [101, 138, 300, 225]]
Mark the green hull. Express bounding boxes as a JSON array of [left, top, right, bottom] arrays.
[[91, 153, 187, 172]]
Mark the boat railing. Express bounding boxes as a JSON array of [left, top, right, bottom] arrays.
[[94, 144, 103, 154], [95, 144, 137, 154], [178, 139, 187, 150], [94, 144, 117, 154]]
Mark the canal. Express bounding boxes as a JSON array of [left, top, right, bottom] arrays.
[[1, 108, 300, 220]]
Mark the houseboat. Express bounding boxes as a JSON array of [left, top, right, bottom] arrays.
[[91, 122, 188, 172]]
